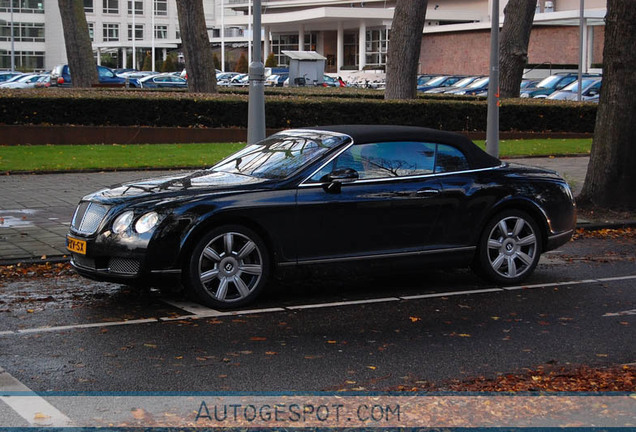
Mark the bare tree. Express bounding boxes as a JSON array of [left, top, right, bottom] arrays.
[[176, 0, 217, 93], [385, 0, 428, 100], [499, 0, 536, 98], [579, 0, 636, 210], [57, 0, 97, 87]]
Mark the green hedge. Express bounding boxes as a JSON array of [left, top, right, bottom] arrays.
[[0, 88, 597, 132]]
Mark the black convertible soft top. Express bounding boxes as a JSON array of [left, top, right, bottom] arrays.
[[303, 125, 501, 169]]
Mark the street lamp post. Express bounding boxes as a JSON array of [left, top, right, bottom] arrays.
[[486, 0, 500, 157], [247, 0, 265, 145]]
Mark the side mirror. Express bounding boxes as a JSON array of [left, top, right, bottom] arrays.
[[321, 168, 359, 194]]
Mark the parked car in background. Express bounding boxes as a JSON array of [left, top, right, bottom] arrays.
[[67, 125, 576, 309], [547, 77, 602, 102], [520, 79, 540, 90], [446, 76, 489, 95], [0, 71, 23, 83], [229, 74, 249, 87], [51, 64, 126, 87], [520, 72, 601, 98], [34, 74, 51, 88], [216, 72, 241, 86], [417, 74, 435, 86], [0, 73, 46, 89], [423, 76, 481, 94], [417, 75, 465, 92], [137, 73, 187, 89], [322, 75, 345, 87]]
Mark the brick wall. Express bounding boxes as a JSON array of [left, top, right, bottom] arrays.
[[418, 26, 605, 75]]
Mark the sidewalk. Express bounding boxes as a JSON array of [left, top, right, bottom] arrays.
[[0, 157, 623, 264]]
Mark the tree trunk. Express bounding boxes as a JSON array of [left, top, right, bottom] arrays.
[[176, 0, 218, 93], [499, 0, 536, 98], [57, 0, 97, 88], [579, 0, 636, 210], [385, 0, 428, 100]]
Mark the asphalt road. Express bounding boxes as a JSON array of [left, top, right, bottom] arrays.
[[0, 233, 634, 396]]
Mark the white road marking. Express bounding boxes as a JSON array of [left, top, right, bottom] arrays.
[[0, 367, 74, 427], [603, 309, 636, 317], [287, 297, 400, 310], [0, 275, 634, 337], [401, 288, 503, 300]]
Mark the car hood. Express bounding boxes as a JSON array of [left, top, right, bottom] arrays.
[[84, 170, 270, 204]]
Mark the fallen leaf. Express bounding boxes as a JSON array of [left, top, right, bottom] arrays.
[[34, 413, 50, 420], [409, 317, 421, 322], [250, 337, 267, 341]]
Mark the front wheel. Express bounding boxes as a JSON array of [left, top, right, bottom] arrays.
[[475, 210, 542, 284], [185, 225, 269, 309]]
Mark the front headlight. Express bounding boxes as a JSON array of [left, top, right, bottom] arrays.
[[112, 211, 134, 234], [135, 211, 159, 233]]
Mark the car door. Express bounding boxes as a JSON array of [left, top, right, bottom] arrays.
[[294, 141, 446, 263]]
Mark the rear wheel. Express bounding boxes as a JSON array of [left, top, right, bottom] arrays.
[[475, 210, 542, 284], [185, 225, 269, 309]]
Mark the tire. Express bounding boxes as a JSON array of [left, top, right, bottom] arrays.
[[185, 225, 269, 309], [474, 210, 542, 284]]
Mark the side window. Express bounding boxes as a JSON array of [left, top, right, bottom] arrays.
[[308, 141, 436, 182], [435, 144, 469, 173]]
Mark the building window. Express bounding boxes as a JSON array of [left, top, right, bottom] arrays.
[[103, 23, 119, 41], [0, 0, 44, 13], [365, 28, 389, 68], [154, 0, 167, 16], [0, 49, 44, 69], [127, 24, 143, 41], [271, 33, 316, 66], [0, 22, 45, 42], [154, 25, 167, 39], [343, 32, 358, 68], [127, 0, 142, 15], [103, 0, 118, 14], [84, 0, 93, 13], [87, 22, 94, 41]]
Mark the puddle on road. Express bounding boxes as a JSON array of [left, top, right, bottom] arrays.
[[0, 210, 39, 228]]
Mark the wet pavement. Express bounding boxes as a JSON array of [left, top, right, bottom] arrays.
[[0, 156, 614, 264]]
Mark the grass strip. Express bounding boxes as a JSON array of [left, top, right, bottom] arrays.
[[0, 142, 245, 173], [473, 138, 591, 158], [0, 139, 591, 173]]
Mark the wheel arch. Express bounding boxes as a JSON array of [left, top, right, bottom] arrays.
[[478, 197, 551, 250], [177, 212, 281, 275]]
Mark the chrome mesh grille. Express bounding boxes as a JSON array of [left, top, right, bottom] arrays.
[[108, 258, 140, 275], [72, 202, 109, 235]]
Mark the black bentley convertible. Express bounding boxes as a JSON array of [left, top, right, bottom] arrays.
[[67, 125, 576, 308]]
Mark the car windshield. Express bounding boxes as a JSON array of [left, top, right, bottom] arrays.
[[536, 75, 563, 89], [467, 77, 489, 88], [422, 76, 447, 86], [451, 77, 476, 88], [562, 78, 598, 92], [212, 131, 349, 179]]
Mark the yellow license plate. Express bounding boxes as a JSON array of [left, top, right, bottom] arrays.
[[67, 236, 87, 255]]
